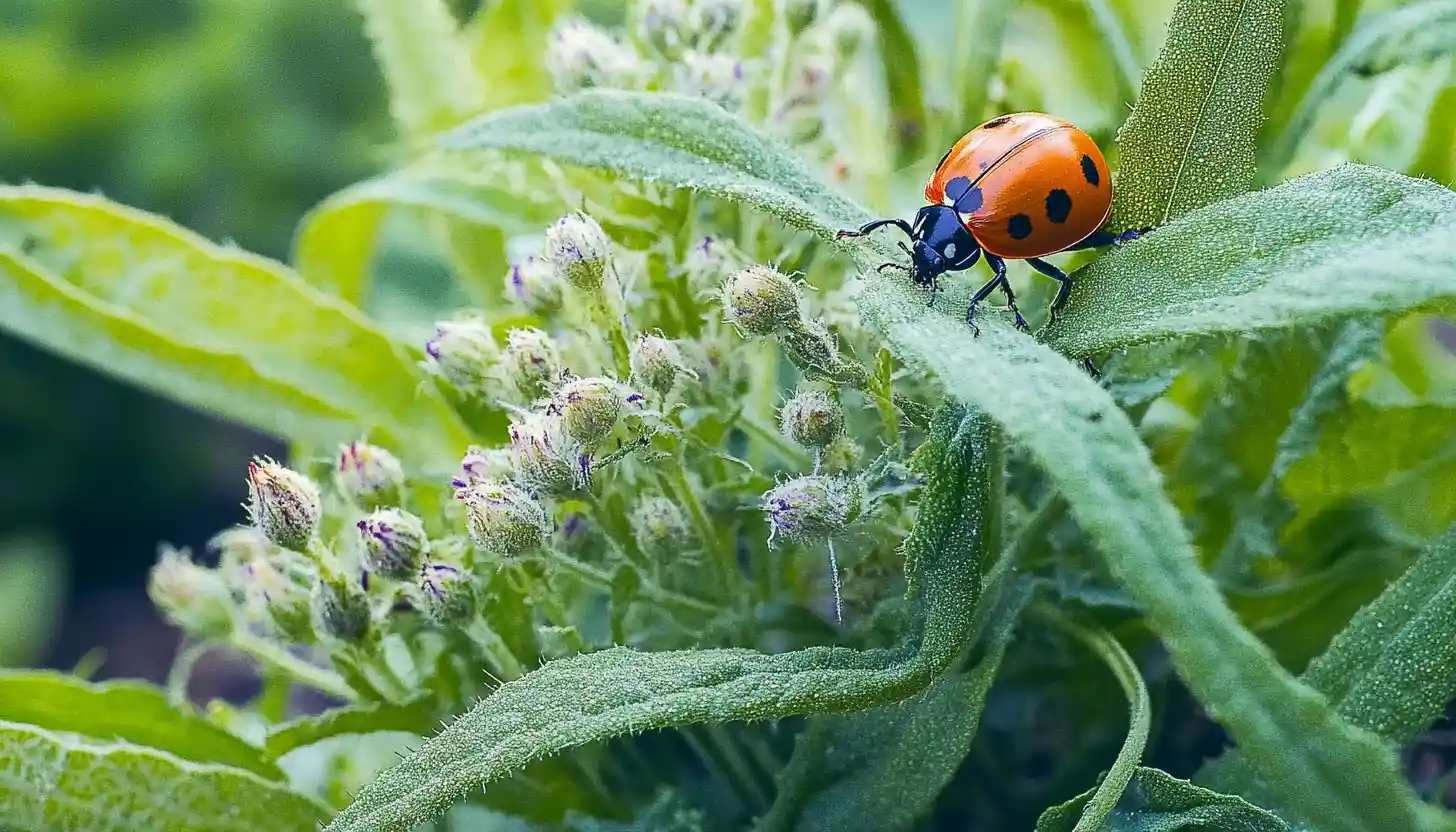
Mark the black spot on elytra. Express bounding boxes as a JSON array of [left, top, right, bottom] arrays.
[[1007, 214, 1033, 240], [1045, 189, 1072, 223], [983, 115, 1013, 128], [946, 177, 983, 212], [1081, 154, 1100, 187]]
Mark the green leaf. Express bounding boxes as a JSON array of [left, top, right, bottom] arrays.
[[950, 0, 1015, 136], [1108, 0, 1284, 230], [264, 697, 436, 761], [861, 0, 929, 164], [0, 535, 66, 667], [756, 578, 1033, 832], [1035, 767, 1289, 832], [0, 720, 330, 832], [0, 186, 472, 470], [855, 287, 1441, 832], [1200, 523, 1456, 812], [355, 0, 483, 139], [1265, 0, 1456, 177], [0, 671, 279, 781], [467, 0, 570, 111], [1046, 165, 1456, 358], [324, 403, 993, 832]]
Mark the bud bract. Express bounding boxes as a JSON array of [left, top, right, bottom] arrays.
[[631, 333, 694, 398], [547, 19, 645, 93], [460, 478, 551, 558], [630, 497, 694, 562], [545, 211, 612, 297], [238, 550, 315, 642], [551, 377, 625, 446], [334, 441, 404, 509], [357, 508, 430, 581], [457, 445, 517, 487], [419, 561, 476, 624], [820, 435, 863, 473], [509, 412, 582, 494], [722, 265, 802, 336], [313, 569, 371, 644], [246, 457, 321, 552], [148, 546, 235, 638], [501, 327, 564, 401], [780, 388, 845, 450], [505, 255, 566, 315], [762, 475, 863, 546], [424, 318, 497, 396]]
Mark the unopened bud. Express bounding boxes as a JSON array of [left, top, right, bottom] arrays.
[[631, 334, 694, 397], [357, 508, 430, 581], [547, 19, 645, 93], [457, 445, 516, 487], [826, 3, 875, 62], [238, 550, 315, 642], [334, 441, 404, 509], [418, 561, 476, 624], [780, 388, 845, 450], [722, 265, 802, 336], [501, 327, 564, 401], [673, 51, 746, 110], [551, 377, 625, 446], [313, 569, 371, 644], [509, 412, 582, 494], [545, 211, 612, 297], [631, 0, 692, 56], [460, 479, 551, 558], [820, 435, 863, 473], [631, 497, 694, 561], [149, 546, 234, 638], [691, 0, 741, 48], [505, 255, 565, 315], [762, 474, 863, 546], [246, 457, 321, 552], [424, 318, 497, 396], [786, 0, 820, 32]]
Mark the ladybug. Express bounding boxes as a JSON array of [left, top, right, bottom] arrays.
[[837, 112, 1149, 332]]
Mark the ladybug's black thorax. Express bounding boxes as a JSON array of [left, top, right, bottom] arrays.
[[909, 205, 979, 284]]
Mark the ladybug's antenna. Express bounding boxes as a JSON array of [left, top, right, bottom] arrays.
[[836, 218, 914, 242]]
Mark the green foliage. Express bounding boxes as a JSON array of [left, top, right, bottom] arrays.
[[4, 0, 1456, 830]]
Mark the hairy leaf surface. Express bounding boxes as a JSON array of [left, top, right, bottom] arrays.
[[264, 697, 436, 761], [1036, 767, 1288, 831]]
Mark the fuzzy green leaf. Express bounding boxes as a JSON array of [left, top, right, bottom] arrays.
[[1047, 165, 1456, 358], [264, 697, 436, 761], [1035, 767, 1288, 832], [757, 579, 1033, 832], [0, 720, 330, 832], [0, 672, 278, 781], [856, 284, 1442, 832], [324, 403, 992, 831], [0, 186, 471, 469], [467, 0, 569, 111], [355, 0, 482, 139], [1266, 0, 1456, 177], [1199, 523, 1456, 813], [1108, 0, 1284, 229]]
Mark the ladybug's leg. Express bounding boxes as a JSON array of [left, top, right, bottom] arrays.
[[1027, 257, 1074, 315], [966, 254, 1029, 335], [1064, 227, 1153, 252], [1079, 357, 1103, 379]]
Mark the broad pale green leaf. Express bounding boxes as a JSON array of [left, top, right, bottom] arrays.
[[0, 671, 279, 781], [0, 720, 329, 832], [355, 0, 483, 139], [1047, 165, 1456, 358], [264, 697, 436, 761], [324, 403, 992, 831], [855, 284, 1441, 832], [0, 186, 472, 469], [1035, 767, 1288, 832], [1266, 0, 1456, 177], [1108, 0, 1283, 229], [756, 579, 1033, 832], [1200, 524, 1456, 813]]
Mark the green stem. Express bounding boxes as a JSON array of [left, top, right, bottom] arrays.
[[545, 549, 718, 616], [601, 264, 635, 380], [466, 619, 526, 681], [1009, 490, 1069, 569], [166, 639, 212, 706], [663, 463, 737, 600], [231, 631, 358, 703]]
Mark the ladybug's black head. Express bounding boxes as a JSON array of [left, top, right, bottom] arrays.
[[836, 205, 980, 289]]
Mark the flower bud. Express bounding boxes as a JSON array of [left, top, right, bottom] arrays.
[[630, 333, 694, 398], [334, 441, 404, 509], [820, 435, 863, 473], [238, 550, 315, 642], [509, 412, 582, 494], [547, 19, 644, 93], [246, 457, 321, 552], [630, 497, 694, 561], [826, 2, 876, 62], [762, 474, 863, 546], [691, 0, 741, 48], [786, 0, 820, 32], [357, 508, 430, 581], [780, 388, 845, 450], [148, 546, 234, 638], [559, 512, 596, 557], [313, 569, 371, 644], [457, 445, 516, 487], [459, 478, 551, 558], [550, 377, 624, 446], [673, 51, 745, 110], [501, 327, 564, 401], [424, 318, 497, 397], [505, 255, 565, 315], [722, 265, 802, 337], [545, 211, 612, 297], [631, 0, 692, 56], [419, 561, 476, 624]]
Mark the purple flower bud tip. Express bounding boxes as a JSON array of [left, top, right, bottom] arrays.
[[451, 478, 468, 489], [425, 337, 442, 359], [563, 514, 585, 535], [360, 570, 370, 590], [356, 519, 368, 532], [627, 392, 645, 403]]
